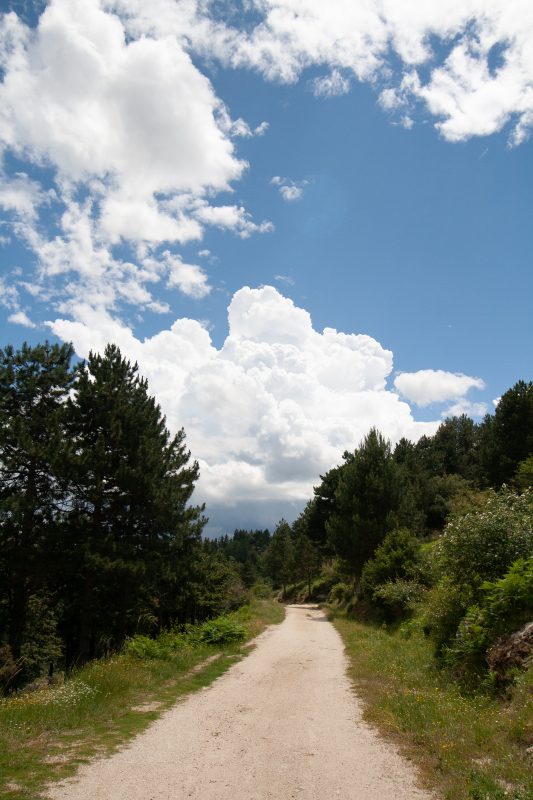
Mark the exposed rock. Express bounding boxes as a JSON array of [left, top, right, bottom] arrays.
[[487, 621, 533, 682]]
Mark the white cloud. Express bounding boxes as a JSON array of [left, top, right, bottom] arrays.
[[253, 121, 270, 136], [127, 0, 533, 146], [311, 69, 351, 98], [0, 2, 244, 194], [162, 252, 211, 299], [0, 173, 48, 221], [271, 175, 307, 202], [193, 203, 274, 238], [280, 184, 303, 201], [442, 398, 488, 418], [274, 274, 295, 286], [48, 286, 439, 513], [8, 310, 37, 328], [0, 0, 275, 319], [0, 276, 20, 310], [394, 369, 485, 407]]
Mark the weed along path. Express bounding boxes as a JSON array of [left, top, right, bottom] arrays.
[[47, 605, 433, 800]]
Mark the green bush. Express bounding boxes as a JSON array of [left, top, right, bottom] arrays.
[[360, 528, 423, 618], [372, 579, 426, 618], [482, 556, 533, 631], [328, 582, 353, 605], [445, 557, 533, 685], [360, 528, 420, 590], [124, 631, 189, 659], [250, 579, 273, 598], [125, 614, 245, 659], [435, 488, 533, 596], [189, 616, 246, 646], [422, 488, 533, 657], [420, 577, 469, 657]]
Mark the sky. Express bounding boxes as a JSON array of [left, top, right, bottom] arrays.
[[0, 0, 532, 534]]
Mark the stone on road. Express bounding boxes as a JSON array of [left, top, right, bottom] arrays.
[[48, 605, 433, 800]]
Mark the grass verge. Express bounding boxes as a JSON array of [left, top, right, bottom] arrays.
[[331, 609, 533, 800], [0, 598, 284, 800]]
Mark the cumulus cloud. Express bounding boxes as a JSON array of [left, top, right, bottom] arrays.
[[116, 0, 533, 146], [0, 2, 243, 194], [394, 369, 485, 407], [2, 0, 531, 330], [0, 0, 272, 318], [48, 286, 439, 517]]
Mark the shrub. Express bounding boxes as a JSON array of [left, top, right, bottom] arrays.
[[250, 579, 273, 599], [189, 616, 245, 646], [435, 487, 533, 597], [420, 577, 468, 657], [125, 614, 245, 659], [360, 528, 421, 604], [372, 579, 426, 618], [124, 632, 188, 660], [328, 582, 353, 605], [422, 488, 533, 657], [445, 557, 533, 685]]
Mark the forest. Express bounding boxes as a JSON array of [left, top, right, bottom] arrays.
[[1, 340, 532, 695]]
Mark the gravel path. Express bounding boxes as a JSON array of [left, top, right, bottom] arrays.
[[48, 605, 433, 800]]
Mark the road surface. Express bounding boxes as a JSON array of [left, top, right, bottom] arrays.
[[48, 604, 433, 800]]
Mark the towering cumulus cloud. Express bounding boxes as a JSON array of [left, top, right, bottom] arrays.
[[49, 286, 437, 529]]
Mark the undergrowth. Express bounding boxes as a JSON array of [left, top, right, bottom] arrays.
[[0, 598, 284, 800], [331, 609, 533, 800]]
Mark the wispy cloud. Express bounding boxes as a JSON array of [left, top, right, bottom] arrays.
[[311, 69, 350, 98]]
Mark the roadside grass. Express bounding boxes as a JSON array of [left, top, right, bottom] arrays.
[[331, 610, 533, 800], [0, 598, 284, 800]]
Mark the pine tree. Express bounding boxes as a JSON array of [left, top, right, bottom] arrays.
[[292, 532, 318, 598], [326, 429, 398, 579], [486, 381, 533, 486], [0, 342, 75, 663], [59, 344, 204, 664], [263, 519, 294, 593]]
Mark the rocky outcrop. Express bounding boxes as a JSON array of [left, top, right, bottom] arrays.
[[487, 621, 533, 682]]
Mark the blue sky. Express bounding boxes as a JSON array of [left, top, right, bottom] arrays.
[[0, 0, 532, 532]]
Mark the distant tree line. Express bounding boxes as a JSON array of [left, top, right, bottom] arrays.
[[0, 342, 243, 689]]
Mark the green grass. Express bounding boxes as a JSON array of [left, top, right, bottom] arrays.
[[0, 598, 284, 800], [331, 610, 533, 800]]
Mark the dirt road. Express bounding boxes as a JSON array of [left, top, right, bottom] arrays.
[[48, 605, 433, 800]]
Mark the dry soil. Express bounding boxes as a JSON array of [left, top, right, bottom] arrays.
[[47, 604, 434, 800]]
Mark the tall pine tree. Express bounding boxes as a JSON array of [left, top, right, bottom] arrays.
[[327, 429, 399, 580], [59, 345, 204, 664], [0, 342, 75, 663]]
